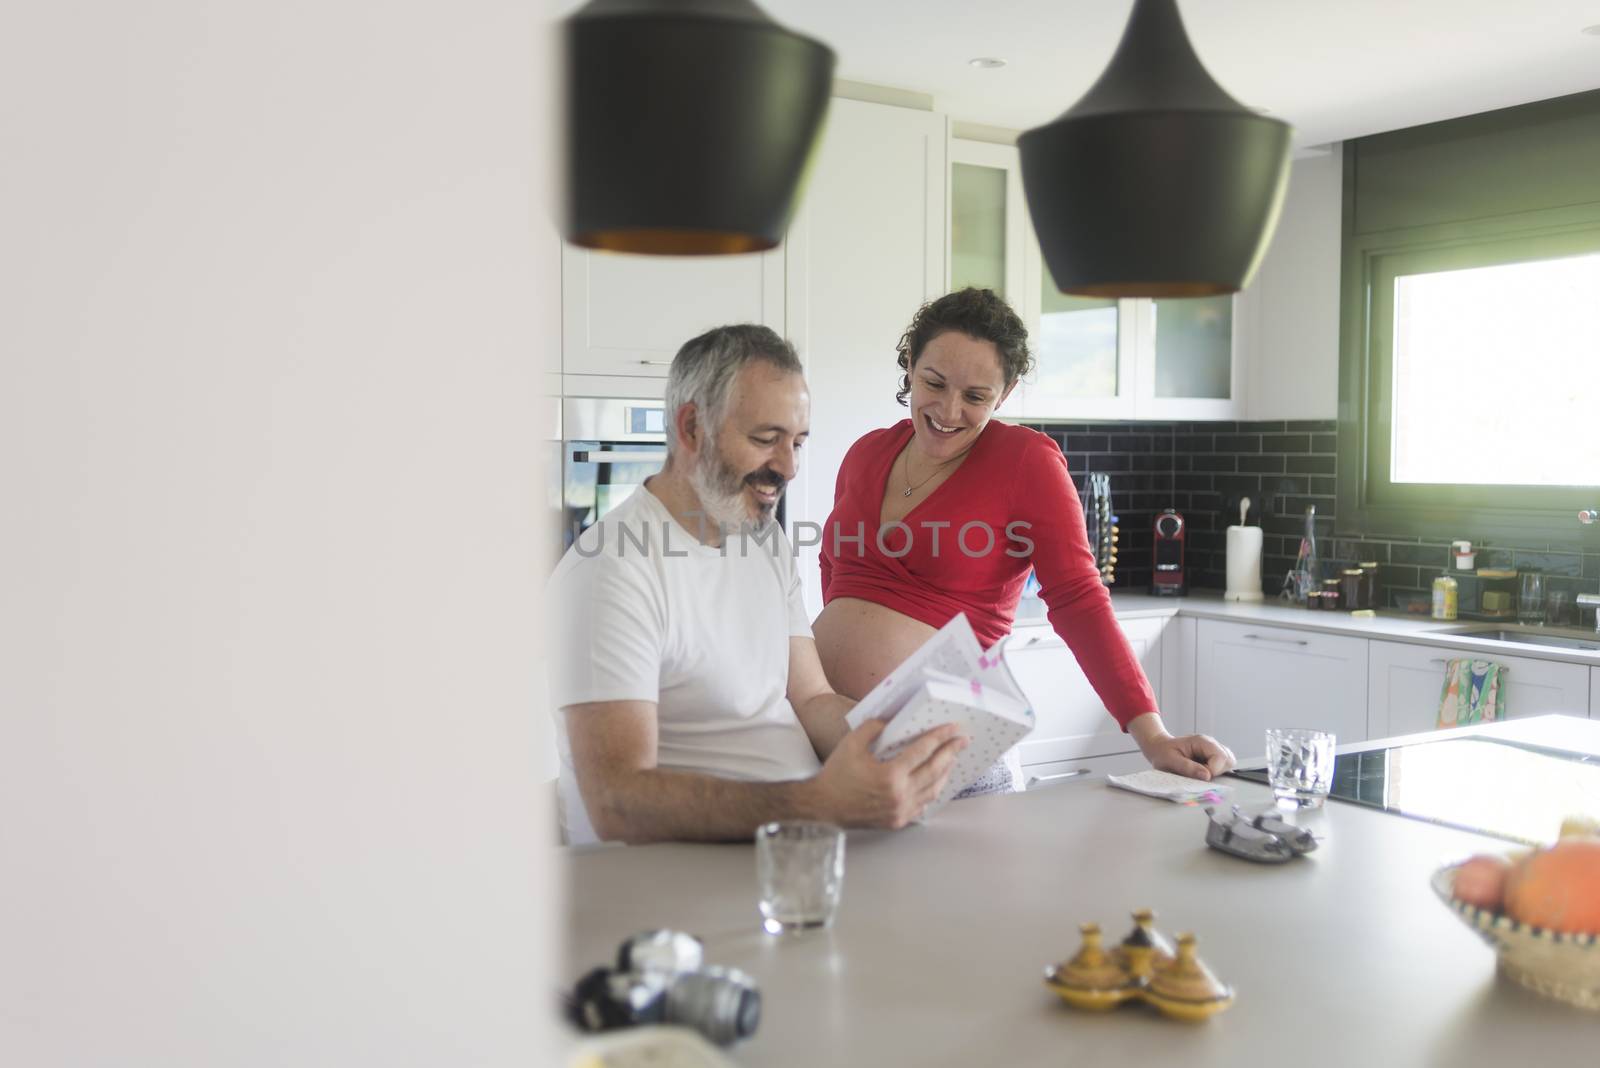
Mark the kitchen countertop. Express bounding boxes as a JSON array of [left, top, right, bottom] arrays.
[[562, 717, 1600, 1066], [1013, 588, 1600, 667]]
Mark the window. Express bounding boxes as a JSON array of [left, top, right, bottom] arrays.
[[1337, 91, 1600, 541], [1389, 252, 1600, 488], [1352, 227, 1600, 531]]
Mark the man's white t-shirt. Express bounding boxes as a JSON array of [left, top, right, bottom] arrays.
[[547, 484, 821, 844]]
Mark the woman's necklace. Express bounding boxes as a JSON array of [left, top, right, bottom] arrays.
[[901, 444, 969, 497]]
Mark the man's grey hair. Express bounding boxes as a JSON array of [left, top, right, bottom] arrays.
[[663, 324, 803, 454]]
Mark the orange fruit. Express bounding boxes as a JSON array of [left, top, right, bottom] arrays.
[[1503, 838, 1600, 933], [1452, 854, 1512, 911]]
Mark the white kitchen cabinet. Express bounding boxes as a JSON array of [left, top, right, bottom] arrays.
[[1021, 749, 1151, 790], [946, 138, 1242, 423], [1592, 667, 1599, 719], [786, 97, 948, 617], [1366, 639, 1591, 738], [1008, 615, 1166, 767], [1194, 619, 1368, 759], [560, 240, 785, 394], [1234, 148, 1343, 422], [949, 138, 1027, 304]]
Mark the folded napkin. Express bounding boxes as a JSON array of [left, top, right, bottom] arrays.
[[1436, 658, 1505, 728]]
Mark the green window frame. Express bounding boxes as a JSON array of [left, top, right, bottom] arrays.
[[1336, 129, 1600, 544]]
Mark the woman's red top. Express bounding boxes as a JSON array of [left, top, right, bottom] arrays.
[[819, 418, 1156, 730]]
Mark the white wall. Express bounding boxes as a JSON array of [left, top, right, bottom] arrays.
[[0, 4, 557, 1064], [785, 98, 948, 617], [1239, 147, 1345, 421]]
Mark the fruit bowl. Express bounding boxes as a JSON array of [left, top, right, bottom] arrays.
[[1432, 863, 1600, 1011]]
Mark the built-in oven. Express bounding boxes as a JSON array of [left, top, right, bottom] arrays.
[[562, 398, 668, 550]]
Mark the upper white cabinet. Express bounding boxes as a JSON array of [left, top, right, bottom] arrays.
[[1007, 615, 1167, 767], [561, 241, 784, 394], [1367, 639, 1593, 738], [1194, 619, 1368, 758], [1233, 148, 1343, 422], [947, 138, 1243, 422], [785, 97, 948, 617]]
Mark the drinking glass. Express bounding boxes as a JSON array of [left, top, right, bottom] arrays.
[[1265, 728, 1336, 809], [1518, 571, 1545, 625], [1544, 588, 1572, 627], [756, 821, 845, 935]]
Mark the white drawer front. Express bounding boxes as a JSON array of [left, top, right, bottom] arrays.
[[1195, 619, 1369, 760], [1021, 750, 1149, 790]]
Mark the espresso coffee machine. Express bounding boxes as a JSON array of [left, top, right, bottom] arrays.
[[1151, 509, 1187, 596]]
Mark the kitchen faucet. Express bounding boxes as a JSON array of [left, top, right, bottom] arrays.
[[1584, 511, 1599, 632], [1579, 593, 1600, 635]]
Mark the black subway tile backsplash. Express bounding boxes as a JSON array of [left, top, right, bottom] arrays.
[[1027, 417, 1600, 604], [1237, 454, 1287, 474], [1513, 550, 1583, 578], [1285, 454, 1337, 475]]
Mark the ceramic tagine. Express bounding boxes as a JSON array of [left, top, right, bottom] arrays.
[[1045, 910, 1234, 1022]]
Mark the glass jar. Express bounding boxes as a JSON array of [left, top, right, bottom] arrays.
[[1340, 569, 1365, 612], [1359, 563, 1380, 612]]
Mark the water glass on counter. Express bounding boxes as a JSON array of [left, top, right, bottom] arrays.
[[1265, 728, 1336, 809], [1518, 571, 1545, 625], [756, 821, 845, 935]]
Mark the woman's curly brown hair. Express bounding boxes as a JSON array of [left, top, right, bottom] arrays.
[[894, 287, 1033, 406]]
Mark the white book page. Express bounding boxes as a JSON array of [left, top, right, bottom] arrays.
[[844, 614, 985, 731], [875, 676, 1031, 753], [974, 634, 1030, 711], [874, 681, 1035, 810]]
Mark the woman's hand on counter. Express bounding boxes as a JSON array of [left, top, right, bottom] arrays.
[[1127, 712, 1236, 781]]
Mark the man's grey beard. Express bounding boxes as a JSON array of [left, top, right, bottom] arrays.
[[688, 444, 779, 536]]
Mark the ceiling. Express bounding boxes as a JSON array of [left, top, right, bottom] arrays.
[[565, 1, 1600, 150]]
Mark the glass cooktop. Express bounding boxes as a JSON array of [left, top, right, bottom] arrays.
[[1230, 735, 1600, 845]]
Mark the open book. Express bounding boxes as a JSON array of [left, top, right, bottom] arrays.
[[843, 614, 1035, 812]]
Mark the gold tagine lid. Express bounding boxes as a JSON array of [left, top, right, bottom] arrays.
[[1112, 908, 1175, 980], [1143, 933, 1235, 1021], [1051, 922, 1132, 992], [1045, 922, 1139, 1012]]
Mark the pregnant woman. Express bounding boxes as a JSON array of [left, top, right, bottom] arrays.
[[813, 288, 1234, 794]]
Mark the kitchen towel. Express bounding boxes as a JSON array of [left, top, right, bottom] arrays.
[[1436, 658, 1506, 728]]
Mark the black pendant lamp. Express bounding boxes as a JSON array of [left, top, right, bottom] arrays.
[[1018, 0, 1291, 297], [563, 0, 835, 255]]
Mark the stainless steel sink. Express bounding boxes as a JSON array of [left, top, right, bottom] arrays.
[[1433, 623, 1600, 652]]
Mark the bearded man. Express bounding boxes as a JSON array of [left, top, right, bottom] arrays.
[[548, 324, 967, 845]]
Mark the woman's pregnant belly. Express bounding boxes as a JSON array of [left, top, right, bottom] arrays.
[[812, 597, 939, 700]]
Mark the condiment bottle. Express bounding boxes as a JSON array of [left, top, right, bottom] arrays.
[[1431, 571, 1458, 620]]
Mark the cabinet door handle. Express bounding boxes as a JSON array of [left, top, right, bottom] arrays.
[[571, 450, 666, 464], [638, 359, 673, 366], [1243, 633, 1309, 646], [1026, 768, 1091, 788]]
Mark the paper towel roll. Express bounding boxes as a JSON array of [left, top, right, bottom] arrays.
[[1225, 525, 1264, 602]]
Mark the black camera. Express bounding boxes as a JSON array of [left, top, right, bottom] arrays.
[[567, 930, 761, 1046]]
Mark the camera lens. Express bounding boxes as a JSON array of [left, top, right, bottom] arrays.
[[663, 966, 761, 1046]]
